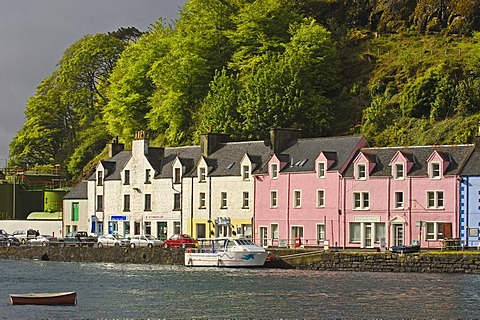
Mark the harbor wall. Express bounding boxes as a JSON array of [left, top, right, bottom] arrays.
[[3, 247, 480, 273], [0, 246, 184, 265], [270, 251, 480, 273]]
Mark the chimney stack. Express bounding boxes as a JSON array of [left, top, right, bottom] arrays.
[[200, 133, 229, 157], [269, 128, 302, 154], [108, 136, 124, 158], [475, 121, 480, 151]]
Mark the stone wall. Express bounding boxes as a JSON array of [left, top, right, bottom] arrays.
[[271, 252, 480, 273], [0, 246, 184, 265]]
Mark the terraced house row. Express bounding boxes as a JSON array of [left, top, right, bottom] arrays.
[[63, 128, 480, 250]]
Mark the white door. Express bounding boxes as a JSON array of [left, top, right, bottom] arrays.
[[393, 224, 404, 246], [365, 223, 373, 248], [259, 227, 268, 247]]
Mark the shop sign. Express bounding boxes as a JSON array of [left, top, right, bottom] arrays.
[[354, 216, 380, 222], [215, 217, 231, 224], [145, 215, 164, 220], [110, 215, 127, 221]]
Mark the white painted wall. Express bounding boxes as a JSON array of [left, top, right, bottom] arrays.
[[0, 220, 62, 237]]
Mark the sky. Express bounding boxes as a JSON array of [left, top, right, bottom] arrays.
[[0, 0, 186, 167]]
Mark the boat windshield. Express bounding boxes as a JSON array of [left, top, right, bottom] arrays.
[[235, 239, 255, 246]]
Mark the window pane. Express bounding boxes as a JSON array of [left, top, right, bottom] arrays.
[[349, 223, 361, 242], [375, 223, 385, 242]]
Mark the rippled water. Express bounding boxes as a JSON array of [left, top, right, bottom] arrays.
[[1, 259, 480, 319]]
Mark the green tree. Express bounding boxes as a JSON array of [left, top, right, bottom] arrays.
[[104, 22, 173, 143], [9, 33, 126, 175]]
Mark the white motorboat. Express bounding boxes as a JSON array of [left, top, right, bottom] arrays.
[[185, 237, 268, 267]]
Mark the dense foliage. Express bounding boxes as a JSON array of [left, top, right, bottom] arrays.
[[8, 0, 480, 181]]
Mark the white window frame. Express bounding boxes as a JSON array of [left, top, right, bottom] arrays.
[[293, 190, 301, 208], [317, 162, 326, 178], [394, 191, 404, 209], [242, 192, 249, 209], [426, 222, 444, 240], [97, 171, 103, 186], [394, 163, 404, 180], [356, 163, 367, 180], [145, 169, 151, 184], [271, 224, 279, 240], [317, 189, 325, 208], [199, 192, 206, 209], [174, 167, 181, 184], [199, 167, 206, 182], [430, 162, 441, 179], [220, 192, 227, 209], [243, 165, 250, 180], [427, 191, 444, 209], [353, 192, 369, 210], [349, 222, 361, 242], [270, 190, 278, 208], [317, 224, 325, 241], [271, 163, 278, 179]]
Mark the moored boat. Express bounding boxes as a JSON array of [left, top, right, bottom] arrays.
[[390, 245, 420, 254], [10, 291, 77, 305], [185, 237, 268, 267]]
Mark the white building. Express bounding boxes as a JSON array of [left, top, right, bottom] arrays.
[[80, 130, 277, 240]]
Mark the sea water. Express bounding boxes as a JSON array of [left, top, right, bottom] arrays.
[[0, 259, 479, 319]]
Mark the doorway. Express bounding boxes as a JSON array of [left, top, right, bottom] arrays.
[[393, 224, 404, 246]]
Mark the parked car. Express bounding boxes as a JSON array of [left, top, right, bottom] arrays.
[[60, 231, 97, 247], [28, 235, 58, 247], [163, 234, 198, 248], [11, 229, 37, 244], [129, 235, 163, 248], [0, 229, 9, 237], [0, 234, 21, 246], [97, 234, 129, 247]]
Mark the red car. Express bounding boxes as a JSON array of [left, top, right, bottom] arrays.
[[163, 234, 198, 248]]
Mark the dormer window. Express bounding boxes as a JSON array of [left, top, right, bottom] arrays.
[[145, 169, 151, 184], [271, 163, 278, 179], [356, 164, 367, 180], [243, 165, 250, 180], [394, 163, 404, 180], [317, 162, 326, 178], [97, 171, 103, 186], [430, 163, 441, 179], [174, 167, 181, 184], [199, 167, 206, 182]]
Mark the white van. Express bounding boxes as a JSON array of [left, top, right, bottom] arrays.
[[11, 229, 37, 244]]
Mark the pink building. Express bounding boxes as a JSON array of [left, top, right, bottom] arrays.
[[342, 145, 471, 249], [254, 129, 367, 248]]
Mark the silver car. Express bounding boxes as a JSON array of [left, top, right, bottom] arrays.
[[97, 234, 129, 247], [129, 235, 163, 248]]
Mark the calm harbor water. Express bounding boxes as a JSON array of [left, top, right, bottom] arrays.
[[1, 259, 480, 319]]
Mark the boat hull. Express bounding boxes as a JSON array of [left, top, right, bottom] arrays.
[[186, 251, 268, 267], [10, 291, 77, 305]]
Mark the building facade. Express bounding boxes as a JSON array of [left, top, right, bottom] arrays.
[[342, 145, 471, 249]]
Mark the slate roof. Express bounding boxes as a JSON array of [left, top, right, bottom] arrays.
[[156, 146, 201, 178], [276, 135, 366, 173], [343, 145, 473, 177], [88, 150, 132, 181], [187, 140, 272, 177], [459, 146, 480, 176], [63, 180, 88, 200]]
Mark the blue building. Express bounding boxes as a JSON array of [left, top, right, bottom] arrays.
[[459, 133, 480, 248]]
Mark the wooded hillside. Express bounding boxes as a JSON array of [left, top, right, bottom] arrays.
[[9, 0, 480, 181]]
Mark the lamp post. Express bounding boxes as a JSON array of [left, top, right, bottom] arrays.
[[12, 173, 16, 220]]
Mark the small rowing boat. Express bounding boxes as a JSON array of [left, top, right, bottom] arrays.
[[10, 291, 77, 305]]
